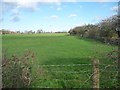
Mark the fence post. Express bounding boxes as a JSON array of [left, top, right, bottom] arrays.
[[92, 59, 99, 89]]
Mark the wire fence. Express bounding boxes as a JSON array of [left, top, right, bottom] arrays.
[[31, 59, 119, 88]]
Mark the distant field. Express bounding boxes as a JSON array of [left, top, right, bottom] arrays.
[[2, 33, 118, 88]]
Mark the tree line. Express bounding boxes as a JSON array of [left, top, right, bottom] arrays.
[[0, 29, 67, 34], [68, 15, 119, 45]]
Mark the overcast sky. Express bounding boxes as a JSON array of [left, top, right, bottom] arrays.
[[0, 0, 119, 32]]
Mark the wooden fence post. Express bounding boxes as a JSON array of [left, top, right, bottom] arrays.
[[92, 59, 99, 89]]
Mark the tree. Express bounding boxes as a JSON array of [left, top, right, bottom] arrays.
[[99, 15, 118, 38], [17, 31, 20, 34], [37, 29, 43, 34]]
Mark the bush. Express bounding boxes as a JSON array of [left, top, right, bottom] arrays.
[[2, 50, 35, 88]]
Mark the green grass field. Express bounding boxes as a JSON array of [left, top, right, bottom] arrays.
[[2, 33, 118, 88]]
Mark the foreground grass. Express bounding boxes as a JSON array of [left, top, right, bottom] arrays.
[[2, 33, 118, 88]]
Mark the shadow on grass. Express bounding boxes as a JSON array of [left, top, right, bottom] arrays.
[[41, 56, 115, 65], [73, 35, 118, 47], [42, 57, 91, 65], [74, 35, 105, 44]]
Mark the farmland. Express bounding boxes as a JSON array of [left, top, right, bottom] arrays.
[[2, 33, 118, 88]]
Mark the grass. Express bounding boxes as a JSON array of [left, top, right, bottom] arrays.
[[2, 33, 118, 88]]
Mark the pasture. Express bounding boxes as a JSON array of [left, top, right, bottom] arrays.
[[2, 33, 118, 88]]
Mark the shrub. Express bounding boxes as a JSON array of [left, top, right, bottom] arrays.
[[2, 50, 35, 88]]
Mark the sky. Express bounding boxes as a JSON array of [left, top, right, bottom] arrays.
[[0, 0, 119, 32]]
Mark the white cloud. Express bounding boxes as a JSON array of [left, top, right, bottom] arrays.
[[110, 6, 118, 12], [2, 0, 119, 3], [64, 0, 77, 2], [2, 0, 61, 4], [91, 16, 102, 23], [1, 0, 119, 23], [74, 22, 85, 26], [2, 0, 40, 22], [93, 0, 119, 2], [2, 0, 119, 14], [0, 6, 3, 13], [57, 7, 62, 11], [0, 17, 4, 22], [68, 14, 77, 18], [112, 12, 117, 15], [10, 15, 20, 22], [95, 16, 101, 20], [3, 0, 40, 11], [11, 6, 20, 15], [51, 15, 59, 19], [9, 5, 21, 22]]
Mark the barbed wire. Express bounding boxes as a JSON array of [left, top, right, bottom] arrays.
[[99, 64, 118, 71], [37, 64, 92, 67], [32, 62, 118, 88], [34, 63, 118, 74], [43, 70, 92, 74], [31, 78, 92, 88], [36, 63, 116, 67], [36, 69, 118, 74]]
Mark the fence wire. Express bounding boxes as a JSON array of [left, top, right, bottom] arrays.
[[31, 62, 119, 88]]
